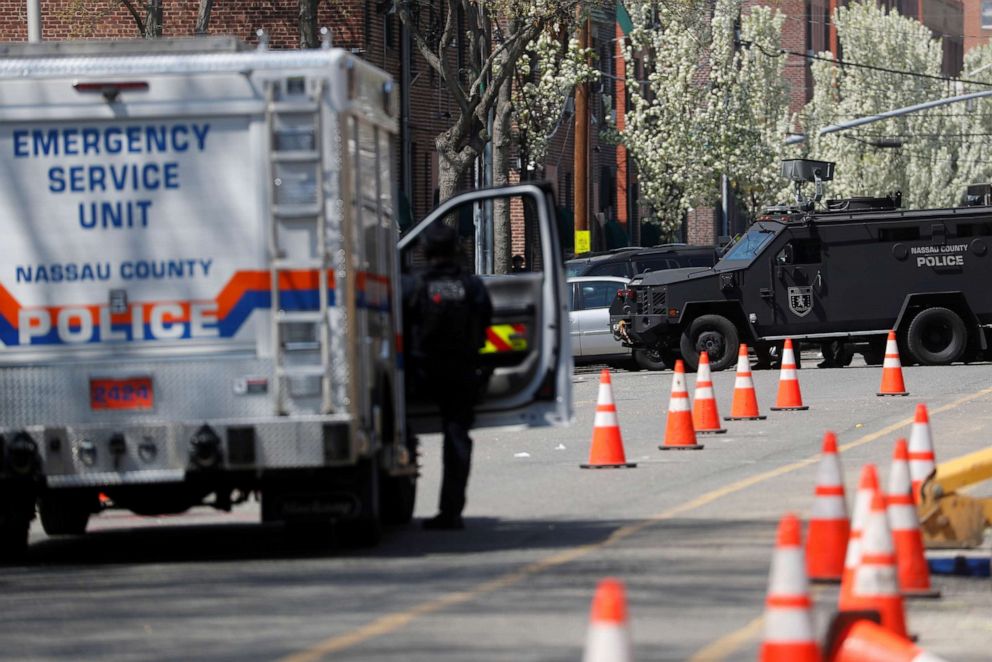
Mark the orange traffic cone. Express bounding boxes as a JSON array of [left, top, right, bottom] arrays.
[[839, 491, 909, 638], [877, 330, 909, 396], [582, 578, 633, 662], [839, 464, 879, 604], [907, 404, 936, 503], [760, 513, 822, 662], [771, 339, 808, 411], [724, 344, 766, 421], [807, 431, 850, 583], [888, 438, 941, 598], [833, 620, 948, 662], [660, 360, 703, 450], [581, 370, 637, 469], [692, 351, 726, 434]]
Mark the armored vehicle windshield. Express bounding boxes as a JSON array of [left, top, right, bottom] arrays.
[[718, 223, 782, 265]]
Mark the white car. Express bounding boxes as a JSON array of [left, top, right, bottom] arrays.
[[568, 276, 666, 371]]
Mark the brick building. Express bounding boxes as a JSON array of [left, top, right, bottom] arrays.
[[964, 0, 992, 52]]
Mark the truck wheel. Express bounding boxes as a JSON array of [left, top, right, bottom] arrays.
[[633, 348, 668, 371], [680, 315, 740, 372], [907, 307, 967, 365], [339, 458, 382, 547], [39, 492, 93, 536], [379, 473, 416, 526], [0, 491, 35, 562]]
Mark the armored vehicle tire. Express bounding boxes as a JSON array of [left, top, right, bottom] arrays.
[[906, 307, 967, 366], [39, 493, 92, 536], [680, 315, 740, 372], [633, 348, 670, 371]]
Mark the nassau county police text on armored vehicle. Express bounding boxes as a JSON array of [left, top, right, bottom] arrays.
[[610, 159, 992, 372]]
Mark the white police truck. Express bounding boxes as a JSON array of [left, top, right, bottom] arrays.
[[0, 37, 571, 558]]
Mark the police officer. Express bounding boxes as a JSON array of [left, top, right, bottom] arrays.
[[403, 223, 493, 530]]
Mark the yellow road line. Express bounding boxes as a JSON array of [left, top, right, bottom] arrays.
[[282, 386, 992, 662], [688, 616, 764, 662]]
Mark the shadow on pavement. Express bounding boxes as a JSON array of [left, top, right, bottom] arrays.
[[16, 515, 641, 567]]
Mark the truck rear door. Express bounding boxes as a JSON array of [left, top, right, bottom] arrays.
[[399, 183, 571, 432]]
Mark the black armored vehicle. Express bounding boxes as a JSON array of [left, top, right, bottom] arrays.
[[610, 159, 992, 371]]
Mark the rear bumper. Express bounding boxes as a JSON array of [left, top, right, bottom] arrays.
[[1, 415, 358, 489]]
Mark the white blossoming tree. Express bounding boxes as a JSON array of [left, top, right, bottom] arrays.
[[513, 28, 600, 169], [612, 0, 791, 235], [799, 0, 992, 208], [940, 44, 992, 202]]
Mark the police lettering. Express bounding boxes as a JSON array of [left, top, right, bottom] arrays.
[[916, 255, 964, 268], [17, 302, 220, 345]]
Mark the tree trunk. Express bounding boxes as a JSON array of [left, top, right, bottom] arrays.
[[491, 52, 514, 274], [435, 132, 478, 205], [195, 0, 214, 35], [298, 0, 319, 49], [144, 0, 163, 38]]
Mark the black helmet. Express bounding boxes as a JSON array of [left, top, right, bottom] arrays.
[[422, 222, 458, 260]]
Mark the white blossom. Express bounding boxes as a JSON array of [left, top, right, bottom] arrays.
[[612, 0, 791, 234]]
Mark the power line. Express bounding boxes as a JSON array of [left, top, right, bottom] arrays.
[[744, 40, 992, 88]]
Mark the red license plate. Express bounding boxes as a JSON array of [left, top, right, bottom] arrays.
[[90, 377, 154, 411]]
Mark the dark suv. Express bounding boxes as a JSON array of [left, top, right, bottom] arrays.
[[565, 244, 719, 280]]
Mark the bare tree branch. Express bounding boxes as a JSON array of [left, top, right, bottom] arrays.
[[196, 0, 214, 35], [118, 0, 145, 36]]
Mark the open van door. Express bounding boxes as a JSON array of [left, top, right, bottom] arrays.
[[399, 183, 572, 433]]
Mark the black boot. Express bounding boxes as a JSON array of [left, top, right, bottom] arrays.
[[422, 513, 465, 530]]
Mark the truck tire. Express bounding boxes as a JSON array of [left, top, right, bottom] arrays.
[[379, 473, 416, 526], [680, 315, 739, 372], [39, 493, 92, 536], [338, 458, 382, 547], [633, 348, 669, 371], [0, 491, 35, 562], [907, 307, 967, 365]]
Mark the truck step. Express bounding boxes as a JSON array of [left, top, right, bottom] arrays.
[[272, 203, 322, 219], [270, 258, 327, 270], [271, 150, 320, 163], [268, 101, 320, 114], [277, 366, 328, 378], [275, 311, 325, 324]]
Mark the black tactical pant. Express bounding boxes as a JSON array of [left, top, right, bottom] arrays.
[[430, 370, 479, 518]]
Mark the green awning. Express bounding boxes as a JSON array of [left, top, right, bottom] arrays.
[[617, 2, 633, 36]]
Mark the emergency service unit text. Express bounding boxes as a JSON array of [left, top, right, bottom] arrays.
[[11, 123, 211, 230]]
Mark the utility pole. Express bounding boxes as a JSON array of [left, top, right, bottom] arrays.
[[27, 0, 41, 42], [573, 15, 591, 255]]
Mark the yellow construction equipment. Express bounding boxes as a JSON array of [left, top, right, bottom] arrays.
[[918, 446, 992, 548]]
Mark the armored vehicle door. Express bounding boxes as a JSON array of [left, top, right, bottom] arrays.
[[768, 229, 826, 333], [399, 184, 571, 434]]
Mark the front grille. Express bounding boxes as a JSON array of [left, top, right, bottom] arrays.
[[636, 287, 666, 315]]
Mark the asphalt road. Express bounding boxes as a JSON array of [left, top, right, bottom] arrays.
[[3, 357, 992, 661]]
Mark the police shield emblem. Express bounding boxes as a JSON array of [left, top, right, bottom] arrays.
[[788, 286, 813, 317]]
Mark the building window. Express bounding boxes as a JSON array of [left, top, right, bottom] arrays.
[[384, 13, 396, 50], [984, 0, 992, 30]]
